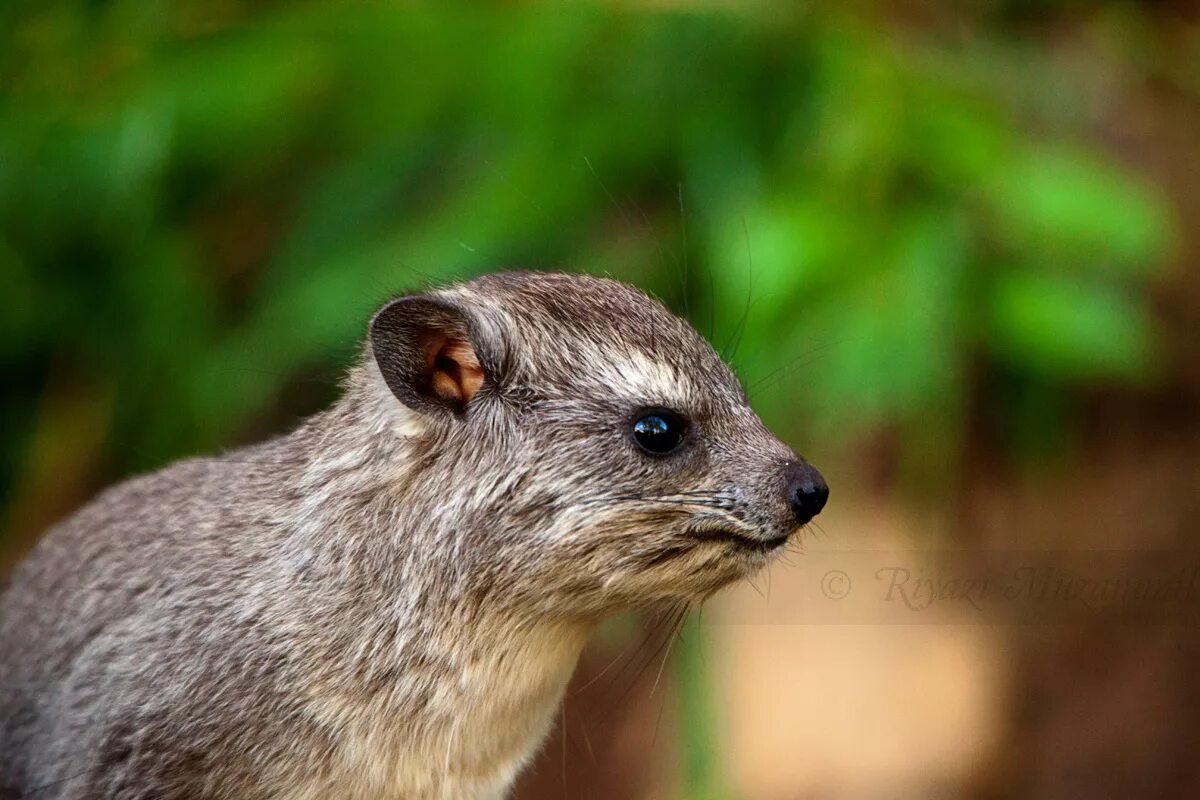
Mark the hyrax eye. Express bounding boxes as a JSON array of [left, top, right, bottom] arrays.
[[631, 409, 688, 455]]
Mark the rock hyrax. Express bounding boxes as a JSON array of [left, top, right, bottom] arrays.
[[0, 271, 827, 800]]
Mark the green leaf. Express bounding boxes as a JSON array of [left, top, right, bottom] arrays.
[[986, 147, 1172, 274], [986, 270, 1157, 381]]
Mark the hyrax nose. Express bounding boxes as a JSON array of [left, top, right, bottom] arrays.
[[786, 462, 829, 525]]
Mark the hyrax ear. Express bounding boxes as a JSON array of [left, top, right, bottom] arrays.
[[369, 295, 492, 415]]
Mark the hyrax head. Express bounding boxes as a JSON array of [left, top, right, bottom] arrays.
[[366, 272, 826, 616]]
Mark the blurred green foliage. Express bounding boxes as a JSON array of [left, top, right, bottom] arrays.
[[1, 2, 1173, 498]]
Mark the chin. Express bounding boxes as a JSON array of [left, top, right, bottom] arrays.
[[572, 529, 795, 612], [647, 544, 788, 604]]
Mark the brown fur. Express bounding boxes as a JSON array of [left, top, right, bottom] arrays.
[[0, 271, 823, 799]]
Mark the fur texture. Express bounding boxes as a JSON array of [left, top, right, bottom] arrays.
[[0, 271, 820, 799]]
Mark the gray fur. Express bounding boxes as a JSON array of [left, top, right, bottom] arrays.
[[0, 271, 818, 799]]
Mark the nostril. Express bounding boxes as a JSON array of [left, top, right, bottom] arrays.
[[786, 463, 829, 525]]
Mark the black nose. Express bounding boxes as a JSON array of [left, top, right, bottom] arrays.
[[786, 462, 829, 525]]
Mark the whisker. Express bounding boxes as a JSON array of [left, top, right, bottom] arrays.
[[650, 605, 691, 748], [677, 183, 691, 325], [560, 699, 568, 795], [573, 642, 635, 695], [583, 156, 634, 231], [591, 603, 687, 729], [580, 721, 597, 765], [722, 216, 755, 362], [650, 602, 689, 697], [580, 496, 726, 511], [630, 197, 686, 321], [745, 336, 874, 400]]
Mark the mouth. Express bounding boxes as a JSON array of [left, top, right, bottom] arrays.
[[688, 526, 791, 553]]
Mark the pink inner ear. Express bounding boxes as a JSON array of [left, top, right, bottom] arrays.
[[428, 334, 484, 406]]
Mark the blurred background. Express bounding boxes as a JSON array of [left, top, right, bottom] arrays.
[[3, 1, 1199, 798]]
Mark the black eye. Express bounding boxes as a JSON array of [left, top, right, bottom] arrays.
[[631, 410, 688, 455]]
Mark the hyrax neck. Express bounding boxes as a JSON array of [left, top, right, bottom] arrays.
[[427, 615, 589, 792], [285, 399, 591, 798], [306, 604, 589, 799]]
